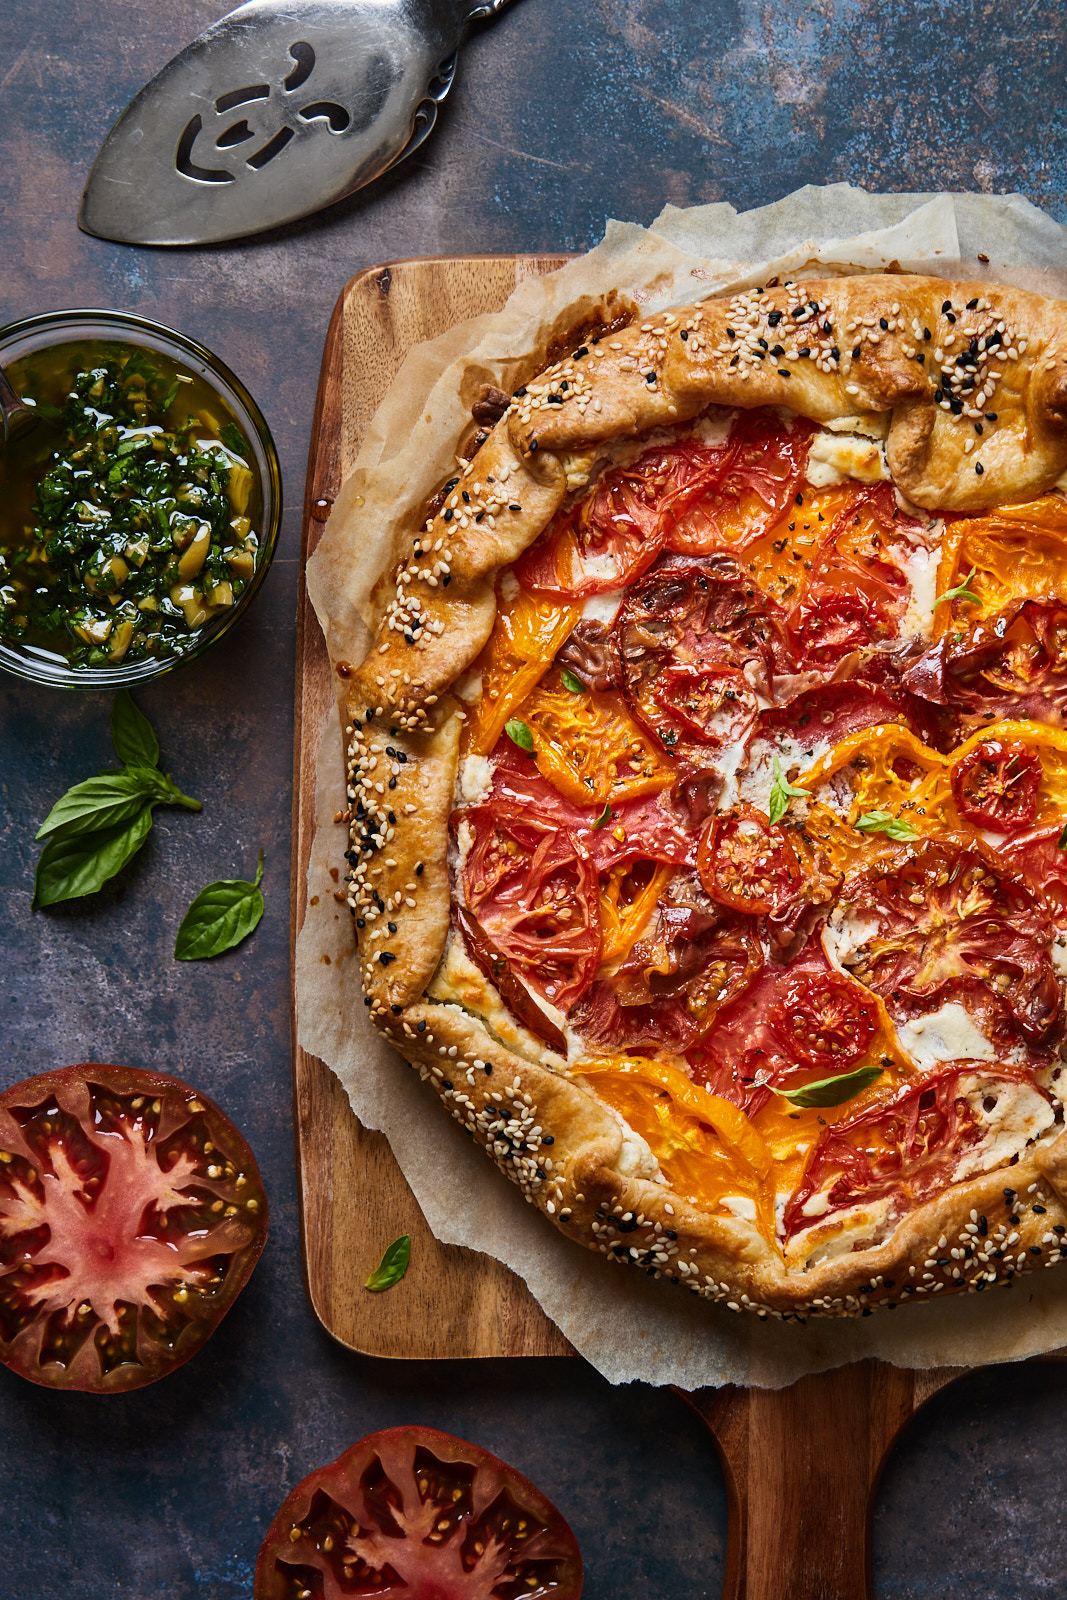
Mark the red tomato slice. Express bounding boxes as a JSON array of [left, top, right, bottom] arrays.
[[1001, 824, 1067, 920], [461, 802, 602, 1010], [698, 804, 801, 916], [951, 737, 1042, 834], [455, 904, 567, 1055], [770, 970, 879, 1067], [781, 1067, 1038, 1242], [254, 1424, 583, 1600], [0, 1063, 266, 1392], [665, 409, 812, 555], [515, 430, 736, 600], [571, 873, 764, 1052], [843, 842, 1059, 1043], [786, 485, 914, 666]]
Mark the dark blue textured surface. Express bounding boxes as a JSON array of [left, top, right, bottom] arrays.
[[1, 3, 1067, 1596]]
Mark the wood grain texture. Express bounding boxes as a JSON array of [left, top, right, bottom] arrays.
[[678, 1364, 967, 1600], [291, 256, 573, 1360]]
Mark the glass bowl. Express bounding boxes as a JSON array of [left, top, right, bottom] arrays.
[[0, 309, 282, 689]]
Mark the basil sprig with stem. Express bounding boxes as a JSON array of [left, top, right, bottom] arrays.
[[175, 851, 265, 960], [33, 690, 200, 909]]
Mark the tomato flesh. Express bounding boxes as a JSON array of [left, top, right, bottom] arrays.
[[698, 805, 801, 916], [771, 971, 879, 1067], [254, 1425, 583, 1600], [951, 737, 1042, 834], [0, 1063, 266, 1392]]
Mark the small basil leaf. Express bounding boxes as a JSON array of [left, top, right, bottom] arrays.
[[768, 754, 808, 825], [941, 566, 981, 606], [772, 1064, 884, 1109], [591, 803, 612, 829], [33, 809, 155, 909], [365, 1234, 411, 1292], [505, 718, 535, 754], [35, 771, 164, 841], [174, 852, 265, 961], [110, 689, 160, 769], [854, 810, 920, 841], [560, 668, 585, 694]]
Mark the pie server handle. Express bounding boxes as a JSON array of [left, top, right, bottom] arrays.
[[79, 0, 515, 247]]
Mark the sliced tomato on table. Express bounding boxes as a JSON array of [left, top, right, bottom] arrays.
[[842, 841, 1060, 1042], [664, 408, 812, 555], [950, 737, 1042, 834], [781, 1067, 1040, 1243], [461, 801, 601, 1011], [698, 804, 801, 917], [515, 427, 738, 600], [0, 1062, 266, 1392], [255, 1424, 583, 1600]]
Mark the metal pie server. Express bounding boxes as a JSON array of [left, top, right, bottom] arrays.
[[79, 0, 514, 247]]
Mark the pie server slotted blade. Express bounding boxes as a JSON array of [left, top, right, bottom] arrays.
[[79, 0, 514, 247]]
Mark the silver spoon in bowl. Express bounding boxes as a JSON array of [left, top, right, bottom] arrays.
[[0, 365, 37, 443]]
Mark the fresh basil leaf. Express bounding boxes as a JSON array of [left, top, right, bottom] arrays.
[[560, 668, 585, 694], [35, 771, 163, 841], [174, 851, 265, 960], [505, 718, 535, 754], [854, 810, 920, 841], [591, 803, 612, 829], [111, 689, 160, 769], [768, 754, 808, 825], [772, 1064, 884, 1109], [33, 809, 155, 909], [942, 565, 981, 606], [365, 1234, 411, 1292]]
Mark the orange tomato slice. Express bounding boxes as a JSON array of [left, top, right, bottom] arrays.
[[597, 861, 673, 969], [521, 672, 676, 806], [935, 494, 1067, 638], [462, 587, 580, 757]]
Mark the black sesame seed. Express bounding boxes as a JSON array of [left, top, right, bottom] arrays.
[[379, 952, 395, 966], [388, 776, 397, 789], [364, 996, 372, 1007], [390, 1003, 402, 1014], [985, 412, 997, 421], [916, 353, 925, 364], [356, 918, 366, 928], [542, 1135, 554, 1145], [942, 300, 952, 313], [852, 343, 862, 358], [778, 369, 790, 378], [443, 508, 453, 521], [415, 863, 424, 876], [767, 310, 783, 327], [879, 317, 889, 330], [417, 1020, 426, 1032], [462, 490, 470, 502], [975, 462, 984, 475], [529, 439, 538, 452], [1030, 1245, 1043, 1255], [387, 922, 397, 933], [574, 346, 588, 358], [729, 354, 739, 368], [1033, 1204, 1047, 1214], [484, 1064, 492, 1074], [966, 297, 979, 309], [726, 327, 736, 338], [680, 329, 688, 340], [645, 372, 656, 383], [923, 328, 931, 340], [509, 503, 522, 512], [514, 387, 527, 397], [442, 574, 451, 586]]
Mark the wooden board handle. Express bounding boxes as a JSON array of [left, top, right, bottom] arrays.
[[675, 1361, 962, 1600]]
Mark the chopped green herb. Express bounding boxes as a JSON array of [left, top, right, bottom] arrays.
[[591, 803, 612, 829]]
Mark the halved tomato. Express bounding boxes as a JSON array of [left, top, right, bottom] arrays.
[[951, 738, 1042, 834], [770, 970, 879, 1067], [0, 1062, 266, 1392], [461, 802, 601, 1011], [698, 804, 801, 916], [254, 1425, 583, 1600]]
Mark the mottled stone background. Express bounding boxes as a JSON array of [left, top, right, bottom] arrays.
[[1, 3, 1067, 1596]]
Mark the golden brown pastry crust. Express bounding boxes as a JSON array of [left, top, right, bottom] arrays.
[[340, 273, 1067, 1318]]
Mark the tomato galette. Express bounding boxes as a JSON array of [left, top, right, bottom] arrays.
[[341, 274, 1067, 1317]]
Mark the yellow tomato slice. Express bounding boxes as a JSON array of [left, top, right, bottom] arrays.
[[462, 587, 580, 758], [935, 494, 1067, 638], [798, 723, 952, 836], [521, 672, 676, 806], [597, 861, 674, 969]]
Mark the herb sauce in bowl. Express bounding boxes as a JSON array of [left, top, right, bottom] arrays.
[[2, 343, 262, 667], [0, 311, 281, 688]]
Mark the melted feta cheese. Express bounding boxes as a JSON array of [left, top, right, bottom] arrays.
[[458, 755, 493, 806], [805, 430, 887, 488], [893, 1002, 997, 1070], [899, 543, 940, 645], [581, 588, 625, 625], [821, 905, 881, 974]]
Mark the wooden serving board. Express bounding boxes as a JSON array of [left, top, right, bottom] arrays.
[[289, 257, 1053, 1599]]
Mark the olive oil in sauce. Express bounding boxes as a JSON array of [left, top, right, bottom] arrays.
[[0, 340, 262, 668]]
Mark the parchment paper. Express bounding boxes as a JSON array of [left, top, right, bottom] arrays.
[[298, 185, 1067, 1388]]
